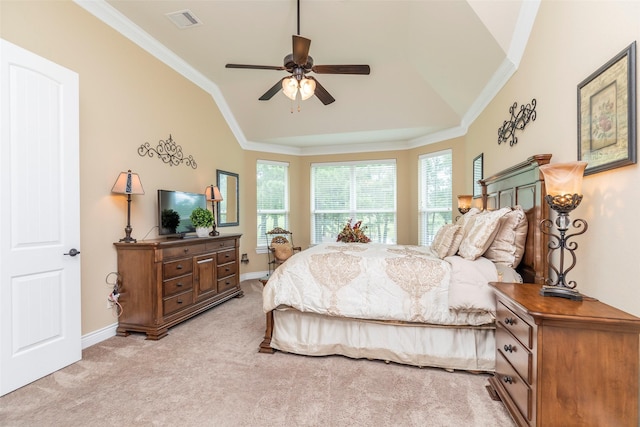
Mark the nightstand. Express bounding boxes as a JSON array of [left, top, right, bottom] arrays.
[[488, 282, 640, 427]]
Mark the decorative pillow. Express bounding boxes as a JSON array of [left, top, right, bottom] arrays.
[[271, 236, 294, 261], [458, 207, 511, 260], [430, 224, 462, 259], [456, 207, 481, 226], [483, 206, 528, 267], [445, 226, 465, 257]]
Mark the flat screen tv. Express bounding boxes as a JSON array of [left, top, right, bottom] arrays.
[[157, 189, 207, 237]]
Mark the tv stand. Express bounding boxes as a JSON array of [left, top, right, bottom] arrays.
[[114, 234, 243, 339]]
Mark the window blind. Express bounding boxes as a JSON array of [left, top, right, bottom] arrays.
[[311, 160, 397, 244], [257, 160, 289, 247], [418, 150, 452, 245]]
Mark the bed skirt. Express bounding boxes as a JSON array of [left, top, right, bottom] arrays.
[[270, 308, 496, 372]]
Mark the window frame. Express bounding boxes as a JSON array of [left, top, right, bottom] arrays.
[[256, 160, 290, 252], [310, 159, 397, 245], [418, 149, 453, 246]]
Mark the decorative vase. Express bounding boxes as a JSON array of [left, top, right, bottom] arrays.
[[195, 227, 209, 237]]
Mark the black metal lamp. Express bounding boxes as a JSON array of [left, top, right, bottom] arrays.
[[539, 161, 588, 301], [112, 170, 145, 243], [205, 185, 223, 236]]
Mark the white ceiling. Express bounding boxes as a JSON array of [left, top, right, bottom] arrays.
[[76, 0, 539, 155]]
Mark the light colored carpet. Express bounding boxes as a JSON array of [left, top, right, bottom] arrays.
[[0, 280, 514, 426]]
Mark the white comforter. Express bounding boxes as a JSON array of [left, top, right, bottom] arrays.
[[263, 242, 497, 326]]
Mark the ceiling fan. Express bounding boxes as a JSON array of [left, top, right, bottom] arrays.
[[225, 0, 370, 105]]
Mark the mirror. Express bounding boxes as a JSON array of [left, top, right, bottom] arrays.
[[216, 169, 239, 227]]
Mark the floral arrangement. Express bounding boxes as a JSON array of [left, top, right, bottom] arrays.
[[336, 219, 371, 243]]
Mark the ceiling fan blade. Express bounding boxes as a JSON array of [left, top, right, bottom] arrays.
[[259, 78, 286, 101], [292, 35, 311, 66], [312, 64, 371, 75], [307, 77, 335, 105], [226, 64, 286, 71]]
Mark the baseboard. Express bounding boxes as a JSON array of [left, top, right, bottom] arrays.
[[81, 274, 266, 349], [240, 271, 269, 281], [81, 322, 117, 349]]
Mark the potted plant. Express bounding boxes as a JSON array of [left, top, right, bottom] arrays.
[[190, 207, 213, 237], [161, 209, 181, 234]]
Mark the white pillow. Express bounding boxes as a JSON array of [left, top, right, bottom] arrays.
[[431, 224, 462, 259], [484, 206, 528, 267], [458, 207, 511, 260], [446, 225, 465, 257]]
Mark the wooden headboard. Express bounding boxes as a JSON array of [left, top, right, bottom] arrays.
[[480, 154, 551, 284]]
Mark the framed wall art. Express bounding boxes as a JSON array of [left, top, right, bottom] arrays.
[[578, 41, 636, 175], [473, 153, 483, 198]]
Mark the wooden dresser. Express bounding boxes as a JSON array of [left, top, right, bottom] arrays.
[[114, 234, 243, 340], [488, 282, 640, 427]]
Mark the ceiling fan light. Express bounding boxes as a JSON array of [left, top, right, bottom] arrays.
[[282, 77, 298, 100], [299, 78, 316, 100]]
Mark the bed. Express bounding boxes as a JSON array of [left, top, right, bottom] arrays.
[[259, 154, 551, 371]]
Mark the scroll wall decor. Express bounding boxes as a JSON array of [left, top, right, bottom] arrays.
[[497, 98, 537, 146], [138, 134, 197, 169]]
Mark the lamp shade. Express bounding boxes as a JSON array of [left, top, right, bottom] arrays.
[[282, 77, 298, 100], [111, 170, 144, 195], [539, 162, 587, 196], [299, 77, 316, 100], [457, 195, 472, 210], [205, 185, 223, 202]]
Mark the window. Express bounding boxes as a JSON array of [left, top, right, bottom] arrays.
[[311, 160, 396, 244], [418, 150, 452, 246], [257, 160, 289, 248]]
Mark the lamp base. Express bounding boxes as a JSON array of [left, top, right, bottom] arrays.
[[119, 225, 137, 243], [539, 285, 583, 301]]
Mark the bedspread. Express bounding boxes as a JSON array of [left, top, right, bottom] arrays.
[[263, 242, 496, 326]]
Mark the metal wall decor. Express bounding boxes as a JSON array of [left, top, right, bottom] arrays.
[[497, 98, 537, 146], [138, 134, 197, 169]]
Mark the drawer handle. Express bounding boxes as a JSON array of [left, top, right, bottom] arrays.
[[503, 344, 514, 353], [504, 317, 515, 325], [225, 254, 230, 258], [176, 282, 183, 287], [183, 248, 189, 253], [503, 376, 514, 384], [176, 264, 183, 270], [177, 299, 183, 304], [225, 267, 230, 272]]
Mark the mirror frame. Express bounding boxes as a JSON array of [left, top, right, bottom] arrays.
[[216, 169, 239, 227]]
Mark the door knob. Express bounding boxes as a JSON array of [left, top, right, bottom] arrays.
[[64, 248, 81, 257]]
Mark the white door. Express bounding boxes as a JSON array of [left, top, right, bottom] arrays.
[[0, 39, 81, 396]]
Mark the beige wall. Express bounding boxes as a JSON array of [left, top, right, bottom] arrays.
[[2, 0, 639, 343], [1, 1, 246, 336], [466, 0, 640, 316]]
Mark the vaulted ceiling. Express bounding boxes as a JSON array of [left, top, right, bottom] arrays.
[[76, 0, 539, 155]]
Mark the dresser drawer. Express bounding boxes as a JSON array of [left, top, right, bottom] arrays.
[[206, 239, 236, 251], [496, 323, 532, 383], [163, 258, 193, 279], [496, 350, 532, 423], [163, 243, 207, 259], [497, 300, 533, 349], [163, 275, 193, 297], [217, 249, 236, 264], [217, 275, 237, 293], [163, 290, 193, 315], [217, 261, 237, 279]]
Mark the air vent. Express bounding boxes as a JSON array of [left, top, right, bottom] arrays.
[[166, 9, 202, 29]]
